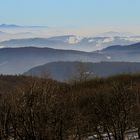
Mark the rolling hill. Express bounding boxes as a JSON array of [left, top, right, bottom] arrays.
[[24, 61, 140, 81], [0, 47, 106, 74], [0, 42, 139, 75]]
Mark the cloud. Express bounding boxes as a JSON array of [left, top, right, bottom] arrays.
[[88, 39, 95, 43], [67, 36, 83, 44], [123, 37, 140, 42], [102, 38, 114, 43]]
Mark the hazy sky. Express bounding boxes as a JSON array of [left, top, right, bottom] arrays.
[[0, 0, 140, 34]]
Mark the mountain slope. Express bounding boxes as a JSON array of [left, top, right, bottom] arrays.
[[0, 42, 140, 75], [24, 61, 140, 81], [0, 47, 106, 74], [98, 42, 140, 62], [102, 42, 140, 51]]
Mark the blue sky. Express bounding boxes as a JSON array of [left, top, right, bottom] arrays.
[[0, 0, 140, 28]]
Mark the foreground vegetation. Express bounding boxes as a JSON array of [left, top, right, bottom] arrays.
[[0, 74, 139, 140]]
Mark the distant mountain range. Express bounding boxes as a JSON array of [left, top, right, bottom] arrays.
[[0, 47, 107, 74], [1, 35, 140, 51], [0, 25, 139, 51], [96, 31, 135, 37], [102, 43, 140, 51], [0, 24, 48, 28], [24, 61, 140, 81], [0, 42, 139, 75], [0, 24, 21, 28], [0, 25, 140, 78]]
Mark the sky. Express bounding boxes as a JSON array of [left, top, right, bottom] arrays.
[[0, 0, 140, 35]]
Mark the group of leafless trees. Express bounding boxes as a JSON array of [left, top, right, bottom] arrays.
[[0, 74, 139, 140]]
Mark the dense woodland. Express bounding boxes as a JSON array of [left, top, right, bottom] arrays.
[[0, 74, 139, 140]]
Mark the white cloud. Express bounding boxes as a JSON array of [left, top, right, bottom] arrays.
[[67, 36, 83, 44], [88, 39, 94, 43], [102, 37, 114, 43]]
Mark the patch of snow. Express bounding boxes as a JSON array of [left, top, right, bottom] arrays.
[[107, 56, 111, 60]]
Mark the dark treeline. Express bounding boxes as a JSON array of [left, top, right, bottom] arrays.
[[0, 74, 139, 140]]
